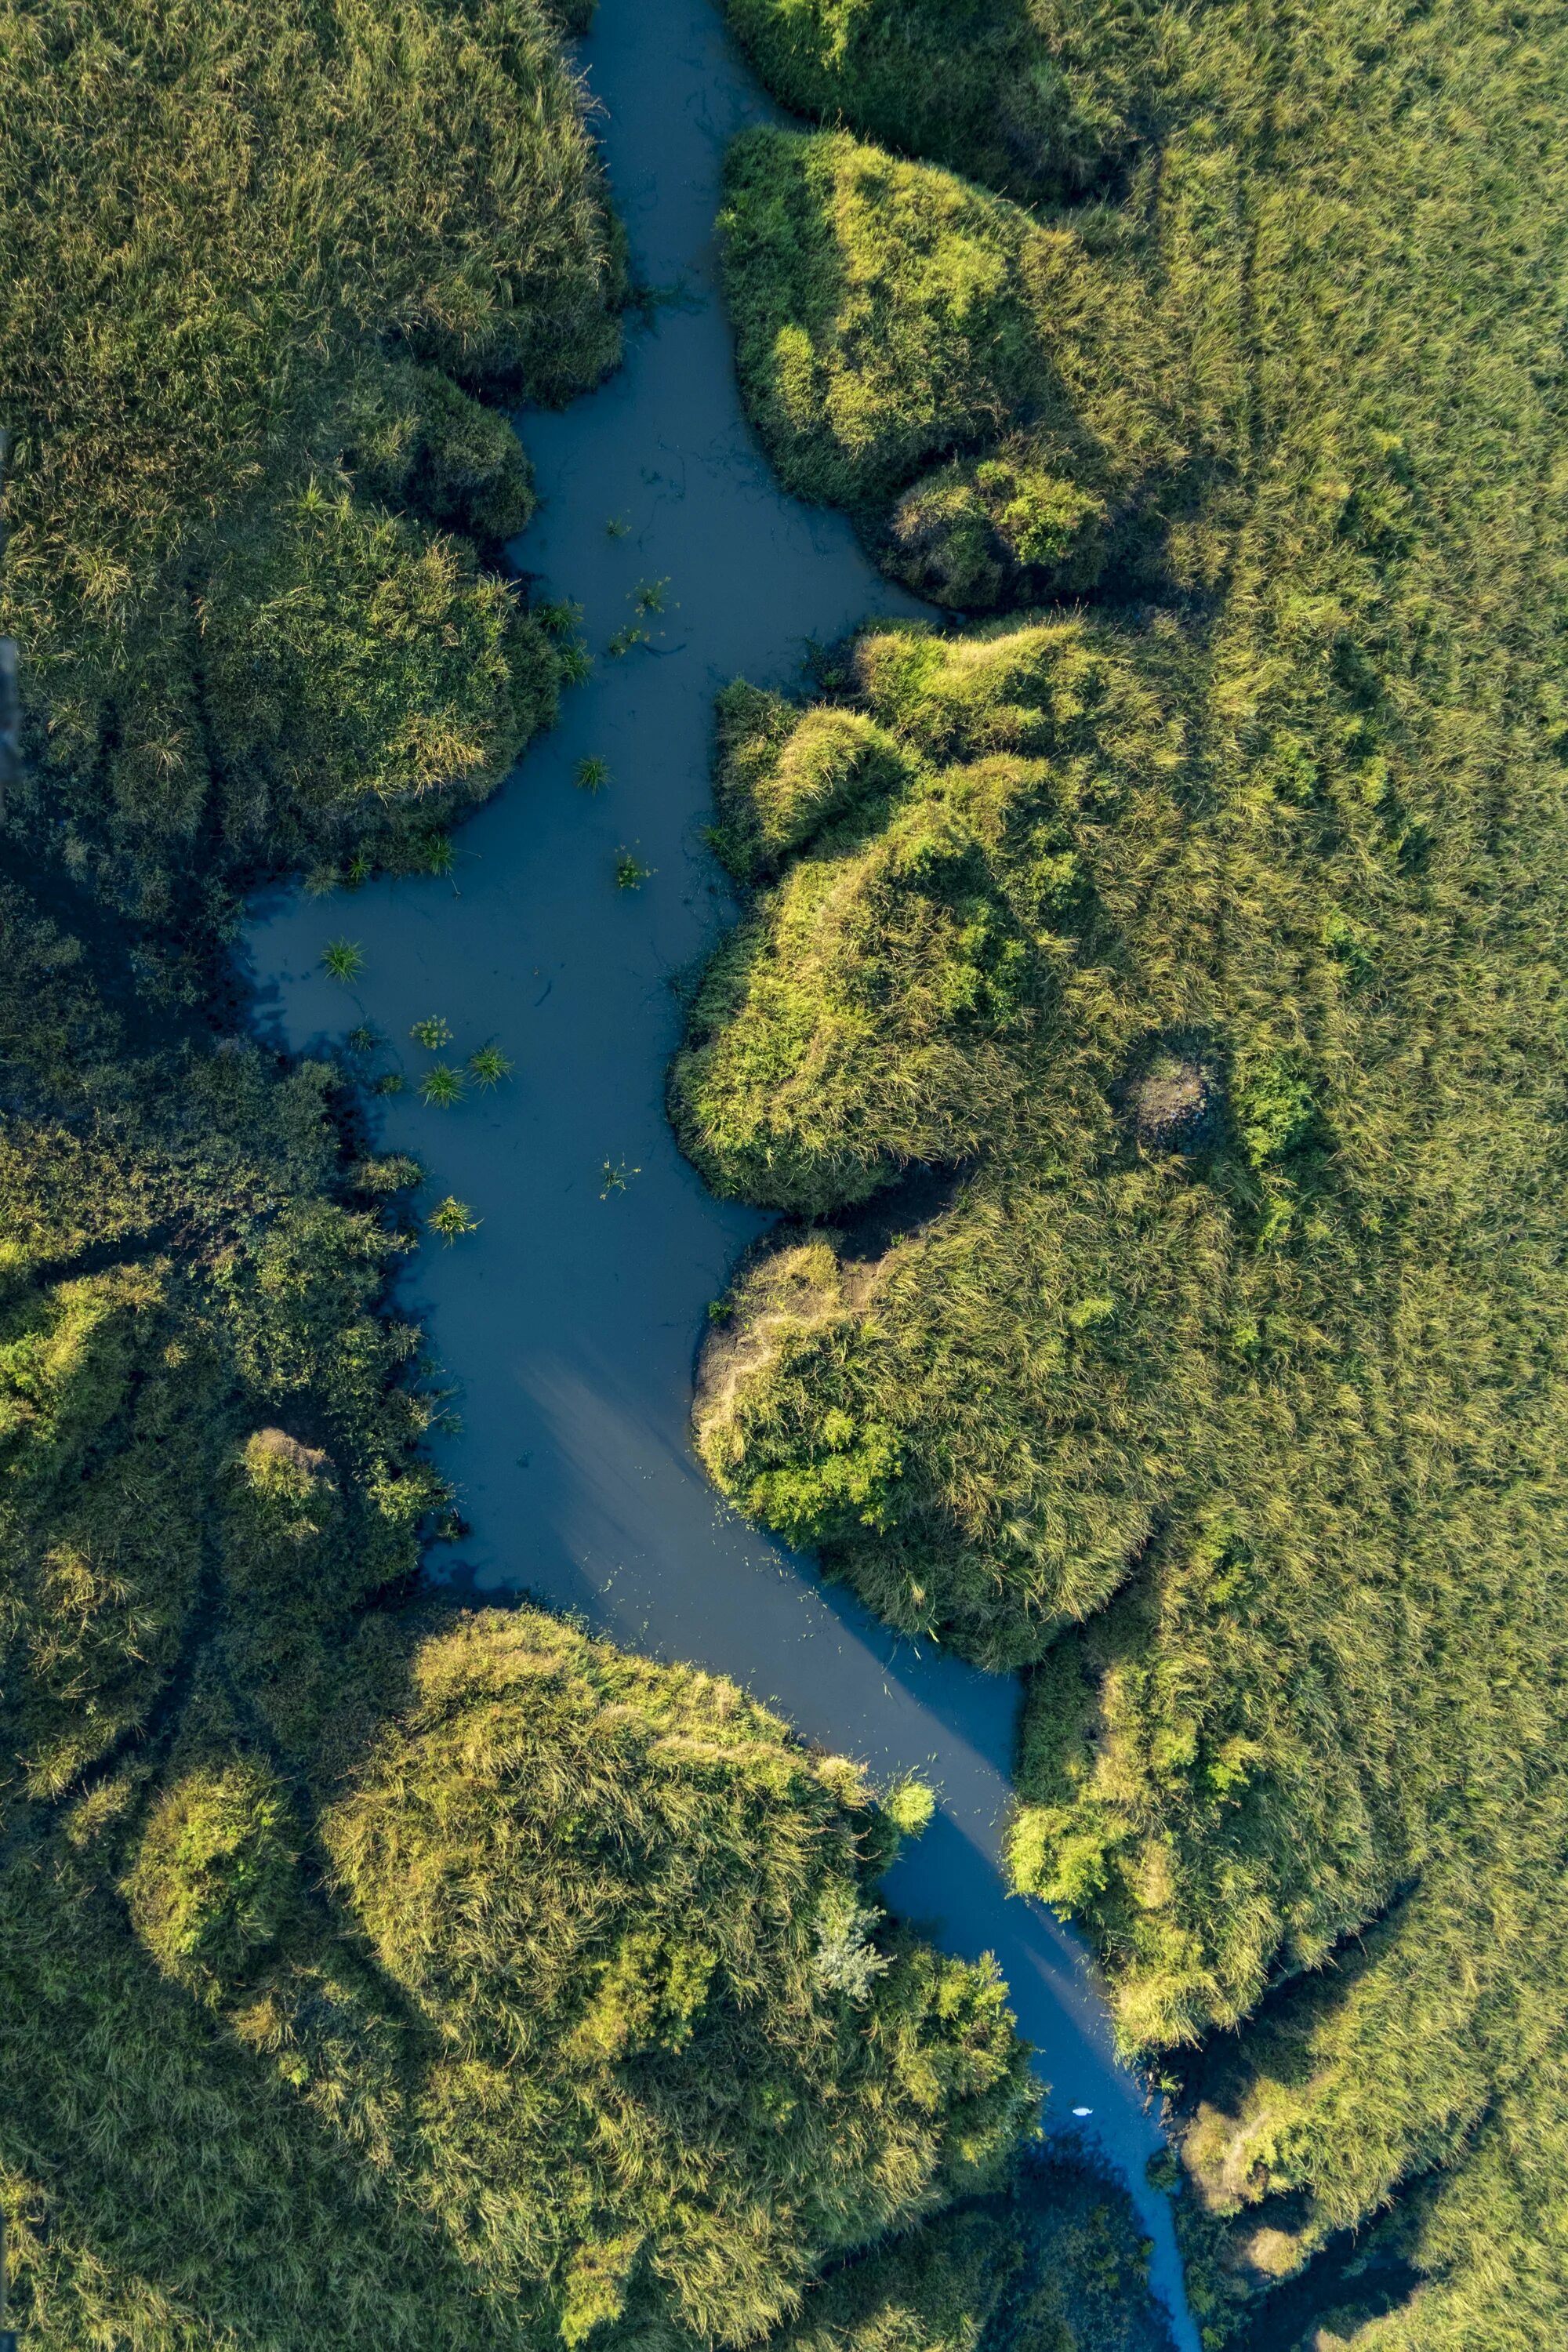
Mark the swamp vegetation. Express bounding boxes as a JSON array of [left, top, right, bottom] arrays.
[[676, 0, 1568, 2342], [0, 2, 1183, 2347]]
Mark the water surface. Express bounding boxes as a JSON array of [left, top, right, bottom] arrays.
[[245, 3, 1196, 2339]]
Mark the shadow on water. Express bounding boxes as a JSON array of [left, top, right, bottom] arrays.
[[241, 0, 1198, 2340]]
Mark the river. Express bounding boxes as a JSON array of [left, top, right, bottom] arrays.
[[243, 1, 1197, 2341]]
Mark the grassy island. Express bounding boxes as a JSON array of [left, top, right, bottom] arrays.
[[687, 0, 1568, 2342]]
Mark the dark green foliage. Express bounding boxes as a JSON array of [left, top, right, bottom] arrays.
[[0, 0, 626, 916], [0, 874, 1040, 2347], [718, 128, 1187, 609], [762, 2157, 1178, 2352], [125, 1759, 299, 1998], [717, 0, 1155, 202], [689, 0, 1568, 2338]]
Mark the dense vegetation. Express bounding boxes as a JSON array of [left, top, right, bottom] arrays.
[[0, 0, 625, 944], [0, 5, 1190, 2347], [0, 876, 1057, 2346], [684, 0, 1568, 2343]]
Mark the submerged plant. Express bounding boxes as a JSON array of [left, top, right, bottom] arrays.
[[411, 1016, 452, 1051], [321, 938, 364, 983], [606, 622, 650, 659], [633, 575, 670, 615], [347, 1025, 380, 1055], [469, 1044, 514, 1090], [419, 1062, 465, 1108], [600, 1157, 641, 1197], [428, 1195, 481, 1243]]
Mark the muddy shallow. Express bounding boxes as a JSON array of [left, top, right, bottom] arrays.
[[244, 2, 1197, 2339]]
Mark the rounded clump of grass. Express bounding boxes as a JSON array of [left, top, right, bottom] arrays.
[[420, 1062, 465, 1108], [125, 1761, 297, 1998], [469, 1044, 513, 1089], [428, 1195, 480, 1243], [322, 938, 364, 983]]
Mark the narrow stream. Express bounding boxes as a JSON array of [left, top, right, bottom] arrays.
[[245, 2, 1196, 2340]]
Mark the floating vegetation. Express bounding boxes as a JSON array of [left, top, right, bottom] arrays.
[[321, 938, 364, 984], [606, 622, 651, 658], [614, 850, 652, 891], [599, 1156, 642, 1197], [632, 575, 670, 615], [428, 1195, 481, 1243], [410, 1016, 452, 1051], [419, 1062, 465, 1108]]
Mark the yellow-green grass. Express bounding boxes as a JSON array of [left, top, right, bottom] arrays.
[[684, 0, 1568, 2335], [0, 0, 626, 920]]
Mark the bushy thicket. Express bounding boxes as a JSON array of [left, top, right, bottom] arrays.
[[0, 7, 1096, 2343], [684, 0, 1568, 2341], [719, 129, 1189, 612], [0, 874, 1051, 2348], [0, 0, 624, 930]]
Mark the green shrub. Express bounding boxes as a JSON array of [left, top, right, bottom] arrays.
[[125, 1761, 299, 1995]]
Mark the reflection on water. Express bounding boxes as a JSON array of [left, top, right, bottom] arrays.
[[242, 0, 1196, 2339]]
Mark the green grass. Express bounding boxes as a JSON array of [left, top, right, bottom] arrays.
[[0, 0, 626, 922], [718, 128, 1184, 610], [717, 0, 1154, 203], [685, 1, 1568, 2341], [0, 877, 1047, 2350]]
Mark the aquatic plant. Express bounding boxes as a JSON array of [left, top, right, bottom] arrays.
[[410, 1017, 453, 1051], [574, 755, 612, 793], [419, 1062, 464, 1109], [427, 1196, 481, 1244], [467, 1045, 513, 1090], [599, 1157, 641, 1197], [321, 938, 364, 985], [633, 576, 670, 615], [614, 851, 652, 891]]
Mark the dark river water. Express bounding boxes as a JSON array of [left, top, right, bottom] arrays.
[[244, 2, 1197, 2339]]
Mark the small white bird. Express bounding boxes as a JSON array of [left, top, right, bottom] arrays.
[[1071, 2105, 1093, 2118]]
